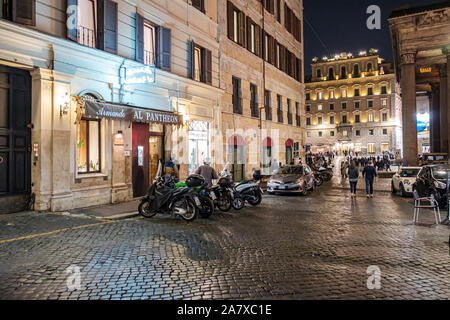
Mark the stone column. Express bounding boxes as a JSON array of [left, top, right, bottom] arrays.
[[400, 52, 418, 165], [439, 64, 448, 153], [430, 84, 440, 152]]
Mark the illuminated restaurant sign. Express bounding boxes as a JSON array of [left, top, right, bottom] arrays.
[[84, 100, 182, 125]]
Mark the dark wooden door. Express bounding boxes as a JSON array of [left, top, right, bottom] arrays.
[[132, 122, 149, 197], [0, 66, 31, 213]]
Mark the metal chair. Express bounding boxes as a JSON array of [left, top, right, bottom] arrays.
[[413, 190, 441, 225]]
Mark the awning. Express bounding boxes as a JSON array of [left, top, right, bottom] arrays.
[[285, 139, 294, 147], [83, 100, 183, 125], [263, 137, 273, 147]]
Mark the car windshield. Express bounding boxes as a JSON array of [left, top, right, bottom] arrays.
[[275, 166, 303, 175], [431, 167, 450, 180], [399, 169, 419, 177]]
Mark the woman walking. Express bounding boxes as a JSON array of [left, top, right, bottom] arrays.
[[348, 160, 359, 197]]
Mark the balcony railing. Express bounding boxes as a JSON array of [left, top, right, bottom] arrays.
[[78, 26, 96, 48], [144, 50, 155, 66]]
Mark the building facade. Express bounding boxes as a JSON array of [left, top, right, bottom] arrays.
[[389, 2, 450, 165], [218, 0, 305, 178], [0, 0, 223, 213], [304, 51, 403, 157]]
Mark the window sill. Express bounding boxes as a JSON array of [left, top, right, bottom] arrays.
[[76, 172, 107, 180]]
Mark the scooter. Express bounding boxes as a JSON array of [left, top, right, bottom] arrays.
[[138, 163, 199, 221], [175, 174, 215, 218]]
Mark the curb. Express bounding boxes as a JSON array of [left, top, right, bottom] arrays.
[[94, 212, 140, 220]]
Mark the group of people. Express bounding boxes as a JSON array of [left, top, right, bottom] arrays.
[[306, 151, 335, 168], [341, 158, 378, 198]]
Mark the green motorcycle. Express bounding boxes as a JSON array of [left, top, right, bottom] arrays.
[[175, 175, 215, 218]]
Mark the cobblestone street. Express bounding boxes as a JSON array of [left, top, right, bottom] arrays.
[[1, 180, 449, 300]]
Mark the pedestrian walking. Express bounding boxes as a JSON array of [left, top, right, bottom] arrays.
[[348, 160, 359, 197], [195, 158, 218, 187], [362, 160, 377, 198]]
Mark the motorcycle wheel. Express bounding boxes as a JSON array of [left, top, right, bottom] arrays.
[[217, 194, 232, 212], [172, 198, 198, 222], [232, 197, 245, 210], [138, 200, 158, 218], [315, 176, 323, 187], [198, 195, 215, 218], [247, 191, 262, 206]]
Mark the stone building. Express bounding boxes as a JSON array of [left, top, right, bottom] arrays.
[[218, 0, 305, 179], [304, 51, 403, 157], [0, 0, 223, 213], [389, 1, 450, 165]]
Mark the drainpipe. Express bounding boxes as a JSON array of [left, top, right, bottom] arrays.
[[260, 1, 265, 172]]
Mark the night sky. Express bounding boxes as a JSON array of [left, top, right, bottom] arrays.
[[303, 0, 445, 75]]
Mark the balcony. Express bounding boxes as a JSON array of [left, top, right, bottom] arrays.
[[78, 26, 96, 48]]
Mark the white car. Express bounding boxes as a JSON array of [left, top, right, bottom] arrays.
[[391, 167, 421, 197]]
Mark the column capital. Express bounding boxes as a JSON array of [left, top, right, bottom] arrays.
[[401, 52, 416, 65]]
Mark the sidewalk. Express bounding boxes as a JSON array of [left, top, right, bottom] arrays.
[[68, 199, 140, 220]]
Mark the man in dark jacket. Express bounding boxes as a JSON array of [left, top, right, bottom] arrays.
[[362, 160, 377, 198], [195, 159, 218, 187]]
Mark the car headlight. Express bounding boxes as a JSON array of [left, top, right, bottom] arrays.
[[434, 181, 446, 189]]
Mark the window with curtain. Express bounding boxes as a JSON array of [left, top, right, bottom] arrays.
[[143, 21, 156, 66], [78, 119, 101, 173]]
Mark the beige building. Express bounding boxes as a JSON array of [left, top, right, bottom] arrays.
[[218, 0, 305, 179], [389, 2, 450, 165], [304, 51, 403, 157], [0, 0, 223, 213]]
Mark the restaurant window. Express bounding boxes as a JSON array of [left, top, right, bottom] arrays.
[[77, 119, 101, 174], [381, 143, 389, 152], [265, 90, 272, 121], [192, 0, 205, 13], [368, 143, 375, 154], [250, 83, 259, 118]]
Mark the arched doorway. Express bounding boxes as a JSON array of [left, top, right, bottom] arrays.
[[285, 139, 294, 165], [262, 137, 273, 174], [228, 135, 245, 182]]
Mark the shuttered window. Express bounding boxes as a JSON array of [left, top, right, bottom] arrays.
[[265, 90, 272, 121], [189, 41, 212, 85], [232, 77, 242, 114], [192, 0, 205, 13], [227, 1, 245, 47], [157, 27, 171, 71], [11, 0, 36, 25]]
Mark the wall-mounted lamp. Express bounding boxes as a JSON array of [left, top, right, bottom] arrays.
[[60, 92, 70, 117]]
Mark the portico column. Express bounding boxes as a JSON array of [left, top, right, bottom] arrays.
[[400, 52, 418, 165], [439, 64, 448, 153], [430, 83, 440, 152]]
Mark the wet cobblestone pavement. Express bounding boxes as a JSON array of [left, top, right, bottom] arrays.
[[0, 182, 449, 300]]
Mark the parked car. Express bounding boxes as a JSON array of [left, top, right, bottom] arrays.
[[413, 165, 450, 208], [391, 166, 421, 197], [421, 153, 448, 165], [267, 165, 315, 195]]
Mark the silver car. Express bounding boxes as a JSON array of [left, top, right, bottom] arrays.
[[267, 165, 315, 195]]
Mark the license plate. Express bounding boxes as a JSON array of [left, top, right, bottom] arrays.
[[210, 191, 216, 200], [193, 196, 201, 206]]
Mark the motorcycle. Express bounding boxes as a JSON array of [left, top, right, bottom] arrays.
[[221, 165, 264, 210], [313, 172, 324, 186], [175, 174, 215, 218], [138, 175, 199, 221]]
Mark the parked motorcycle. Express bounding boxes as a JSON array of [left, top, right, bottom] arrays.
[[175, 174, 215, 218], [138, 175, 199, 221]]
